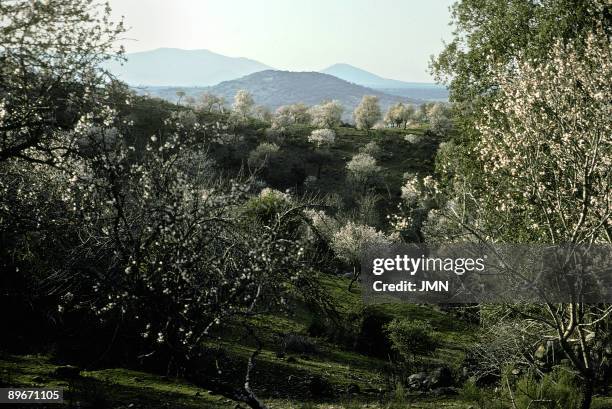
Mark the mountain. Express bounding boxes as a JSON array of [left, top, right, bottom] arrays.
[[205, 70, 422, 114], [136, 70, 422, 119], [105, 48, 272, 86], [321, 63, 448, 100]]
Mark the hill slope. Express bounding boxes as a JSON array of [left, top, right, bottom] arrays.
[[106, 48, 271, 86], [204, 70, 422, 115]]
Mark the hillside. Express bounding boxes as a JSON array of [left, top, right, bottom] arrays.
[[105, 48, 271, 86], [156, 70, 424, 116]]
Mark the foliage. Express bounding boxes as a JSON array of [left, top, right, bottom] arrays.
[[273, 103, 312, 128], [385, 319, 438, 364], [282, 334, 318, 354], [0, 0, 126, 164], [309, 100, 343, 128], [353, 96, 381, 130], [233, 89, 255, 119], [329, 221, 391, 268], [308, 129, 336, 149], [427, 103, 453, 136], [384, 102, 414, 128], [358, 141, 381, 159], [509, 368, 582, 409], [430, 0, 610, 106], [346, 153, 381, 186], [248, 142, 280, 168], [198, 92, 226, 113], [474, 29, 611, 243]]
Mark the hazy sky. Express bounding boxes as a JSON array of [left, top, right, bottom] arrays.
[[109, 0, 455, 83]]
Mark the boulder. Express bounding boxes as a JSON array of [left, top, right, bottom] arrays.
[[427, 366, 453, 389], [407, 372, 427, 389]]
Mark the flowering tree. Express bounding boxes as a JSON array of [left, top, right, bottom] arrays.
[[310, 100, 344, 128], [233, 89, 255, 119], [199, 92, 225, 113], [253, 106, 272, 122], [427, 103, 453, 136], [353, 96, 382, 131], [308, 128, 336, 178], [433, 28, 611, 409], [384, 102, 414, 128], [346, 153, 381, 189], [272, 103, 312, 129], [426, 103, 450, 134], [0, 0, 125, 164], [330, 221, 392, 290], [308, 129, 336, 148]]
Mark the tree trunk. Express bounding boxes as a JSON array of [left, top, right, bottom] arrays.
[[348, 265, 358, 292], [580, 375, 594, 409]]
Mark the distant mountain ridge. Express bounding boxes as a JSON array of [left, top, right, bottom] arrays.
[[320, 63, 448, 101], [110, 48, 447, 103], [321, 63, 438, 89], [105, 48, 272, 86], [137, 70, 423, 120]]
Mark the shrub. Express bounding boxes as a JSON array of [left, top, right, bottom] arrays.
[[282, 334, 318, 354], [346, 153, 381, 186], [460, 379, 504, 409], [404, 133, 423, 144], [247, 142, 280, 168], [510, 368, 581, 409], [243, 188, 291, 226], [385, 319, 438, 365], [354, 309, 393, 358], [358, 141, 382, 159]]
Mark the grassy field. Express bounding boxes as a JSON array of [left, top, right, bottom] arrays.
[[0, 273, 482, 408]]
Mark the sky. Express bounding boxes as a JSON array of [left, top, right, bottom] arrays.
[[108, 0, 455, 83]]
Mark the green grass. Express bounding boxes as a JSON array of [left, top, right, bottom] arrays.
[[0, 354, 233, 409]]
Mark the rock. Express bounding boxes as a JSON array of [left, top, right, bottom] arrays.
[[347, 383, 360, 394], [428, 366, 453, 389], [407, 372, 427, 389], [53, 365, 81, 379]]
